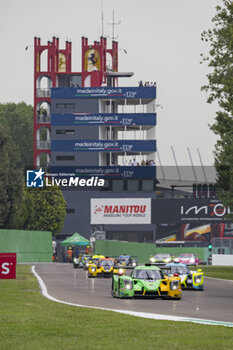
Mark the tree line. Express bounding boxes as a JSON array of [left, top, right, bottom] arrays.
[[201, 0, 233, 220], [0, 102, 66, 235]]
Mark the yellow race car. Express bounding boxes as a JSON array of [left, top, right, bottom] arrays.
[[88, 257, 126, 278], [85, 254, 105, 270]]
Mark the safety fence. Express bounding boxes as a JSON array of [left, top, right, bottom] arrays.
[[95, 240, 209, 264], [0, 229, 52, 262]]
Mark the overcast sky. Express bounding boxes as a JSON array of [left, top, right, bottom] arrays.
[[0, 0, 222, 166]]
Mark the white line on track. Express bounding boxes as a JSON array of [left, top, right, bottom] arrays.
[[205, 276, 233, 283], [31, 265, 233, 328]]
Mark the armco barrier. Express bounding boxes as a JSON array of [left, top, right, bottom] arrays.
[[0, 229, 52, 263], [95, 240, 208, 263]]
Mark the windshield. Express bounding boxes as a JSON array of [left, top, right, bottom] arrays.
[[91, 258, 101, 264], [170, 266, 190, 274], [119, 256, 129, 262], [98, 259, 115, 267], [133, 269, 164, 280], [180, 254, 192, 258], [154, 254, 170, 259]]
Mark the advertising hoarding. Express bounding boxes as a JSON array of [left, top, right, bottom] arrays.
[[152, 198, 231, 223], [51, 140, 156, 152], [51, 86, 156, 99], [91, 198, 151, 225], [0, 253, 16, 279], [49, 166, 156, 179], [51, 113, 156, 126]]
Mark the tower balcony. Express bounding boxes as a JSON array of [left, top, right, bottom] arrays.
[[37, 113, 51, 124], [36, 88, 51, 98], [36, 140, 51, 150]]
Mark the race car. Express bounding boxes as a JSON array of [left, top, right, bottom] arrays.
[[177, 253, 200, 266], [73, 254, 92, 269], [111, 264, 182, 299], [164, 263, 204, 290], [116, 254, 138, 267], [149, 253, 173, 264], [83, 254, 105, 270], [88, 257, 125, 278]]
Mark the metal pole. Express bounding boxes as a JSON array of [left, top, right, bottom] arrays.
[[187, 147, 197, 182], [171, 145, 181, 181], [156, 149, 166, 179], [197, 147, 207, 182]]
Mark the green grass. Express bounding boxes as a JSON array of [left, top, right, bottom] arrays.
[[198, 265, 233, 280], [0, 265, 233, 350]]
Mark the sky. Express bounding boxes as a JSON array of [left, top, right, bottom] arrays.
[[0, 0, 222, 166]]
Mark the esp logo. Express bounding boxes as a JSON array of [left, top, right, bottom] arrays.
[[0, 253, 16, 279]]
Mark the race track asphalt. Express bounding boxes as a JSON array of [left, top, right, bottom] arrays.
[[34, 263, 233, 323]]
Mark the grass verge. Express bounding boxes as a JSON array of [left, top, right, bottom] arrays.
[[197, 265, 233, 280], [0, 265, 233, 350]]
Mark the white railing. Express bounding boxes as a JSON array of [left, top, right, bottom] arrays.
[[37, 88, 51, 98], [36, 140, 51, 150], [36, 114, 51, 123]]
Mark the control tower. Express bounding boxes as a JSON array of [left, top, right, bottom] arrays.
[[33, 36, 157, 242]]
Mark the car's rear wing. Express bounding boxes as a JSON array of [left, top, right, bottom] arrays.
[[145, 263, 172, 273], [145, 262, 167, 267], [115, 265, 135, 269]]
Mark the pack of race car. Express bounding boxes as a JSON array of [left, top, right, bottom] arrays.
[[73, 252, 204, 299]]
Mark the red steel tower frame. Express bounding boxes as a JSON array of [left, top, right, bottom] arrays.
[[33, 36, 118, 168]]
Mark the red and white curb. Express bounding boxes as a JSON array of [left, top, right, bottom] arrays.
[[32, 265, 233, 328]]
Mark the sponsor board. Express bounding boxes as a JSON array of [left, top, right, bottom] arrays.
[[51, 139, 156, 152], [51, 113, 156, 126], [50, 166, 156, 179], [0, 253, 16, 279], [91, 198, 151, 225], [51, 87, 156, 99], [152, 198, 232, 223]]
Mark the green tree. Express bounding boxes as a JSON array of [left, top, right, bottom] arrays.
[[0, 102, 34, 169], [0, 123, 23, 228], [201, 0, 233, 217], [16, 185, 67, 236]]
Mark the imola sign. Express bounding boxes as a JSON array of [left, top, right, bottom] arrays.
[[0, 253, 16, 279], [152, 198, 231, 223]]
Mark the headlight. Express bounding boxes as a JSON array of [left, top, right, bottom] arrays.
[[132, 262, 136, 267], [91, 267, 96, 272], [174, 258, 179, 263], [73, 258, 78, 263], [150, 258, 156, 262], [123, 280, 133, 290], [86, 263, 89, 267], [190, 259, 195, 263], [194, 275, 202, 283], [118, 268, 124, 274], [165, 258, 170, 262], [170, 280, 179, 290]]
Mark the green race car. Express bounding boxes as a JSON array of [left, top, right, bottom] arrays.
[[111, 265, 182, 299]]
